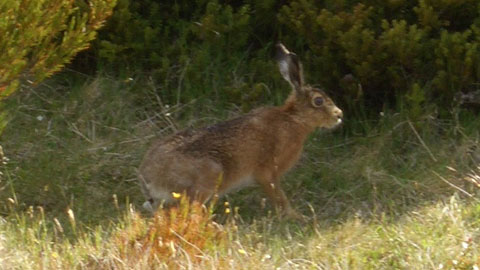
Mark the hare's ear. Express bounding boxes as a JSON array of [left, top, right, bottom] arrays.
[[276, 43, 304, 92]]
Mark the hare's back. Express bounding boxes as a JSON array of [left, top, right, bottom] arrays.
[[140, 108, 285, 181]]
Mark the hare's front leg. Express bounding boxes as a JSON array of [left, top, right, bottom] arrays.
[[255, 171, 303, 220]]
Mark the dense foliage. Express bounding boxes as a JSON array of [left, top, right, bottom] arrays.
[[0, 0, 116, 99], [280, 0, 480, 117], [2, 2, 480, 268], [86, 0, 480, 116]]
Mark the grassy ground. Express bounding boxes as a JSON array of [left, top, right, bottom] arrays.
[[1, 73, 480, 269]]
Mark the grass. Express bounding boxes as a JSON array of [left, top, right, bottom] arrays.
[[1, 72, 480, 269]]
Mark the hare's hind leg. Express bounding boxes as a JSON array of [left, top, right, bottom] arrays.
[[137, 166, 176, 213], [137, 170, 156, 212], [139, 153, 223, 210], [183, 157, 224, 204], [138, 173, 174, 212]]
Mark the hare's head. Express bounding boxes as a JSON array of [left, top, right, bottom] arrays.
[[276, 43, 343, 129]]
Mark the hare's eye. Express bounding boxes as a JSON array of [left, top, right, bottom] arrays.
[[313, 97, 324, 107]]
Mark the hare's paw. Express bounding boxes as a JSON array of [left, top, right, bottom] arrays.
[[142, 200, 154, 212]]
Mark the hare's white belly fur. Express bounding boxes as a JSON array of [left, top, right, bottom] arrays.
[[219, 174, 256, 196]]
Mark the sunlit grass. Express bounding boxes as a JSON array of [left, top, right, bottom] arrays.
[[1, 74, 480, 269], [1, 195, 479, 269]]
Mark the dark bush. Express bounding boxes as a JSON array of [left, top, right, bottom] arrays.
[[280, 0, 480, 117], [79, 0, 480, 117]]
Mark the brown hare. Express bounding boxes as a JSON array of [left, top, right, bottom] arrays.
[[138, 43, 343, 219]]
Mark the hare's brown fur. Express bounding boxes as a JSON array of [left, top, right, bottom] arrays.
[[138, 44, 343, 219]]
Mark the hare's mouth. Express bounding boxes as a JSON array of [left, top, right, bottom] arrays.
[[327, 118, 343, 129]]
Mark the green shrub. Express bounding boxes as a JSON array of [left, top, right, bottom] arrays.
[[84, 0, 480, 116], [85, 0, 286, 109], [0, 0, 116, 99], [280, 0, 480, 116]]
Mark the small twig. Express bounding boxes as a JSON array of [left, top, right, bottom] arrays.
[[432, 170, 477, 200], [148, 80, 179, 132], [408, 120, 437, 162], [28, 86, 53, 105], [118, 135, 156, 145], [176, 60, 190, 106], [152, 112, 176, 132], [68, 122, 93, 143], [169, 229, 207, 257]]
